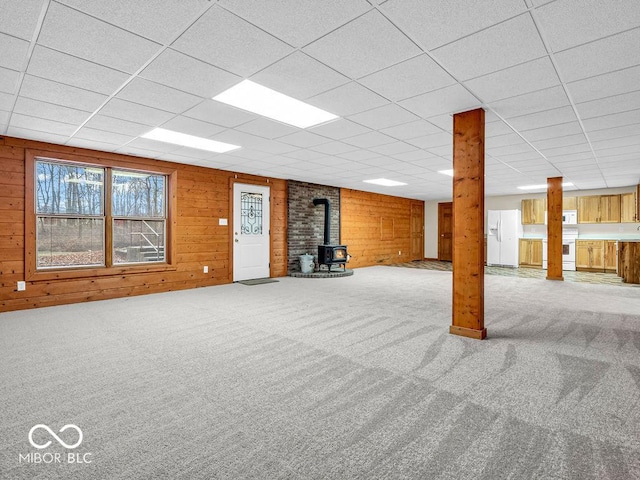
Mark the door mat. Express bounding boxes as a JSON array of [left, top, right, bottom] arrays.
[[238, 278, 280, 286]]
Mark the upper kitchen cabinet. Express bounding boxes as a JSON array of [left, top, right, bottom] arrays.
[[563, 196, 577, 210], [521, 198, 546, 225], [578, 194, 621, 223], [621, 191, 637, 223]]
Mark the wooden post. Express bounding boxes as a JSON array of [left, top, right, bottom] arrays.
[[450, 108, 486, 340], [547, 177, 564, 281]]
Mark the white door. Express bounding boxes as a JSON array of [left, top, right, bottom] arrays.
[[233, 183, 270, 281]]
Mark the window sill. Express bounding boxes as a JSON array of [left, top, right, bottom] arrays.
[[26, 263, 178, 282]]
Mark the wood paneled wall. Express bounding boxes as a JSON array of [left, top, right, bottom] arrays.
[[0, 136, 287, 312], [340, 188, 423, 268]]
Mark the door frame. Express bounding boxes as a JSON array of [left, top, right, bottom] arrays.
[[229, 178, 273, 282]]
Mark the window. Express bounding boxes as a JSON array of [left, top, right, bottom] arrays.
[[112, 170, 165, 264], [36, 161, 105, 268], [31, 156, 170, 274]]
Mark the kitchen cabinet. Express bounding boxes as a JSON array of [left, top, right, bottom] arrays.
[[519, 239, 543, 268], [521, 198, 546, 225], [577, 195, 621, 223], [563, 196, 577, 210], [620, 192, 637, 222], [604, 240, 617, 272], [576, 240, 604, 270], [618, 241, 640, 284]]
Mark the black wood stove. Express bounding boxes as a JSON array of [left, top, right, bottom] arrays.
[[313, 198, 347, 272]]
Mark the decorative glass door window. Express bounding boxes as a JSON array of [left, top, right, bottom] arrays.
[[240, 192, 263, 235]]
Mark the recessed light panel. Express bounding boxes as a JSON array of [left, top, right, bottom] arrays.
[[363, 178, 407, 187], [213, 80, 338, 129], [141, 128, 240, 153], [438, 169, 454, 176], [518, 182, 573, 190]]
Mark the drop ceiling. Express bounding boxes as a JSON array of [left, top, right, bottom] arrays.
[[1, 0, 639, 200]]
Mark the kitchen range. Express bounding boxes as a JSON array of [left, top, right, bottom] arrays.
[[542, 210, 578, 271]]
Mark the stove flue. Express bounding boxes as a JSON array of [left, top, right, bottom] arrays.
[[313, 198, 347, 272]]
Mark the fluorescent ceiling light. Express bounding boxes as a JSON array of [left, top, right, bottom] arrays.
[[438, 169, 454, 177], [518, 182, 573, 190], [213, 80, 338, 129], [363, 178, 407, 187], [141, 128, 240, 153]]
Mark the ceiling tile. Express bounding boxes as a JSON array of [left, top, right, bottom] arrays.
[[531, 133, 588, 151], [0, 91, 12, 110], [309, 141, 359, 155], [184, 100, 256, 128], [156, 117, 226, 139], [7, 126, 70, 143], [582, 110, 640, 132], [251, 52, 349, 101], [520, 121, 584, 142], [100, 98, 175, 126], [509, 106, 578, 131], [485, 121, 515, 137], [575, 91, 640, 120], [0, 0, 45, 40], [66, 138, 122, 153], [466, 57, 560, 102], [399, 84, 481, 118], [382, 0, 528, 50], [433, 14, 547, 81], [218, 0, 370, 48], [172, 5, 293, 77], [308, 119, 370, 140], [380, 120, 443, 140], [276, 131, 330, 148], [83, 114, 152, 136], [343, 130, 396, 148], [406, 131, 451, 149], [27, 46, 129, 94], [554, 28, 640, 82], [567, 65, 640, 104], [303, 10, 421, 79], [490, 86, 570, 119], [368, 141, 417, 156], [535, 0, 640, 52], [347, 103, 419, 130], [358, 54, 456, 101], [0, 32, 29, 71], [140, 48, 241, 98], [588, 124, 640, 143], [486, 134, 526, 149], [307, 82, 388, 117], [235, 118, 299, 140], [0, 66, 19, 94], [117, 78, 202, 114], [14, 97, 89, 124], [73, 127, 136, 146], [10, 113, 76, 136], [336, 149, 380, 161], [19, 74, 108, 112], [543, 143, 593, 158], [38, 2, 161, 73], [283, 149, 326, 161], [57, 0, 208, 44]]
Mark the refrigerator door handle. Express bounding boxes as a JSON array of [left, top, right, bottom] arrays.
[[497, 218, 501, 242]]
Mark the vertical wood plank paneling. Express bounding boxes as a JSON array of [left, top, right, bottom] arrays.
[[450, 108, 486, 340], [0, 136, 287, 312], [547, 177, 564, 281], [340, 189, 423, 268]]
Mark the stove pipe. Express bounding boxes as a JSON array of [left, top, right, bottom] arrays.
[[313, 198, 331, 245]]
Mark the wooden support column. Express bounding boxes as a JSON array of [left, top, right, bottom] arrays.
[[450, 108, 486, 340], [547, 176, 564, 281]]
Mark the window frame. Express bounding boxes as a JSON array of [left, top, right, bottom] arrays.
[[25, 149, 177, 282]]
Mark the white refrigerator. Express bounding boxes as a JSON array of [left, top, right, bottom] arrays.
[[487, 210, 523, 267]]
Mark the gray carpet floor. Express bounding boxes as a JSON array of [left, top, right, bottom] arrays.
[[1, 266, 640, 479]]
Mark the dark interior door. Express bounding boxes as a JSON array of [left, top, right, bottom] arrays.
[[438, 202, 453, 262]]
